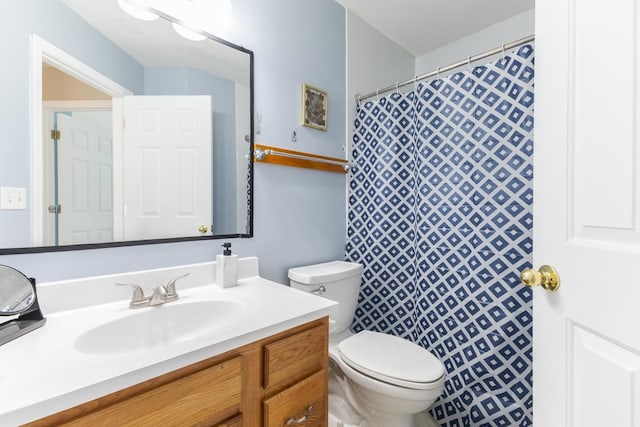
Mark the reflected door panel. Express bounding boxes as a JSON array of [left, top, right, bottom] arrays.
[[122, 96, 212, 240], [57, 112, 114, 245]]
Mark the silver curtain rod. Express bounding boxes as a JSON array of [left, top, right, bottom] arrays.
[[356, 34, 535, 103]]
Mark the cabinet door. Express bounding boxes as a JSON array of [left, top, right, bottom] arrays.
[[62, 356, 242, 426], [263, 370, 326, 427]]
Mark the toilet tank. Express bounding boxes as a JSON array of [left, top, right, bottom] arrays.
[[288, 261, 363, 334]]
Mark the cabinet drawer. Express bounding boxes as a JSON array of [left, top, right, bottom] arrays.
[[263, 370, 326, 427], [61, 356, 243, 426], [264, 323, 326, 393]]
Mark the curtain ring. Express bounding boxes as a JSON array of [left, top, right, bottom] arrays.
[[395, 82, 400, 94], [437, 67, 441, 81], [467, 56, 472, 73], [501, 43, 506, 64], [413, 75, 419, 91], [376, 89, 380, 102]]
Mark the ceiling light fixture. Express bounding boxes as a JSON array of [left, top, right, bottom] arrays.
[[116, 0, 233, 41], [116, 0, 159, 21], [171, 23, 207, 41]]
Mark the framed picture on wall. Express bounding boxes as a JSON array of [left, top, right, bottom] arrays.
[[302, 83, 328, 131]]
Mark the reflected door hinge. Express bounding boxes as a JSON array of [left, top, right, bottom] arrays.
[[50, 130, 61, 140], [47, 204, 62, 214]]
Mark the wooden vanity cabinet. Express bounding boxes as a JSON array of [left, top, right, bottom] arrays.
[[25, 317, 328, 427]]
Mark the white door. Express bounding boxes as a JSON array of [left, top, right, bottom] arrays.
[[534, 1, 640, 425], [122, 96, 212, 240], [56, 112, 114, 245]]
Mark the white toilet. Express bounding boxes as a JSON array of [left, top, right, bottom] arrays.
[[289, 261, 445, 427]]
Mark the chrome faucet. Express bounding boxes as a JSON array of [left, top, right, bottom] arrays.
[[116, 273, 189, 308], [148, 285, 169, 306]]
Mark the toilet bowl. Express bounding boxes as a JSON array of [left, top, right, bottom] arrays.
[[289, 261, 445, 427]]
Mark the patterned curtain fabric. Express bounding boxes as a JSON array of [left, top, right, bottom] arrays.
[[347, 44, 535, 427]]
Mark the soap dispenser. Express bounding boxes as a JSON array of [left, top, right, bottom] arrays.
[[216, 242, 238, 288]]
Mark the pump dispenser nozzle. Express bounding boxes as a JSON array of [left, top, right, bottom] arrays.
[[222, 242, 232, 256]]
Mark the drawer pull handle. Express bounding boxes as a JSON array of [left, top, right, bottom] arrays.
[[285, 405, 313, 425]]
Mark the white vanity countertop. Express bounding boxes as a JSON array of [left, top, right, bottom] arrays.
[[0, 257, 336, 426]]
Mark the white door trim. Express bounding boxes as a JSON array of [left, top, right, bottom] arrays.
[[30, 34, 133, 246]]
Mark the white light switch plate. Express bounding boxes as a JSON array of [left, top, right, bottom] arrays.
[[1, 187, 27, 210]]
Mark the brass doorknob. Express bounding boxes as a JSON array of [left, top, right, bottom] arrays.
[[520, 265, 560, 292], [198, 225, 208, 234]]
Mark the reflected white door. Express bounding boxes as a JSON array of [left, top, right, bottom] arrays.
[[534, 0, 640, 425], [57, 112, 114, 245], [122, 96, 212, 240]]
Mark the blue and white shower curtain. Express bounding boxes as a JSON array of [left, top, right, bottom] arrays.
[[347, 44, 534, 427]]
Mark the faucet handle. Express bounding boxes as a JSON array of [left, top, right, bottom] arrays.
[[164, 273, 189, 300], [116, 283, 149, 309]]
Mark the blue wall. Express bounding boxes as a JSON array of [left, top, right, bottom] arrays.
[[0, 0, 347, 285]]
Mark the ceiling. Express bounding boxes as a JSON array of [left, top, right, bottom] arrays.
[[335, 0, 535, 56], [61, 0, 534, 79], [61, 0, 250, 84]]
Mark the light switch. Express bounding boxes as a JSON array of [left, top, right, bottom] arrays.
[[1, 187, 27, 210]]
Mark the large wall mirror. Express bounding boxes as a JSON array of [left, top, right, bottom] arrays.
[[0, 0, 253, 254]]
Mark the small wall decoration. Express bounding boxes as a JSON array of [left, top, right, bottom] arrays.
[[302, 83, 328, 131]]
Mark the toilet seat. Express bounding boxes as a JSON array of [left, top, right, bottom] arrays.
[[338, 331, 445, 390]]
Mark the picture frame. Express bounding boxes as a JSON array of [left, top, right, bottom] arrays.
[[302, 83, 328, 131]]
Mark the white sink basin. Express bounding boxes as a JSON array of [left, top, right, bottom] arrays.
[[75, 300, 244, 355]]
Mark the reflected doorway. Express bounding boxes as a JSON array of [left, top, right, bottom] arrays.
[[30, 35, 131, 247], [43, 109, 114, 246], [42, 63, 114, 246]]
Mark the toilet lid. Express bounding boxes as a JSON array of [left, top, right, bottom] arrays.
[[338, 331, 444, 388]]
